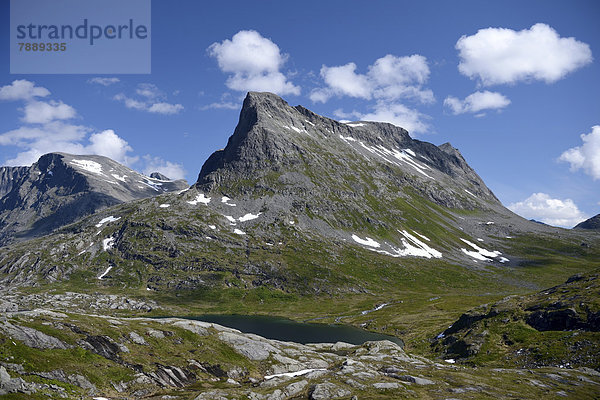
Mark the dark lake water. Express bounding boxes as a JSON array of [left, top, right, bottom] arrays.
[[187, 314, 404, 346]]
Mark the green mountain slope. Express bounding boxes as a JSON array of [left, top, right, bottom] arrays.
[[0, 93, 596, 342]]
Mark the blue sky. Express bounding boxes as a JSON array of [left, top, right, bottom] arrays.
[[0, 0, 598, 227]]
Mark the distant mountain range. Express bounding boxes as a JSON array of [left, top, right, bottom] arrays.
[[0, 152, 187, 245]]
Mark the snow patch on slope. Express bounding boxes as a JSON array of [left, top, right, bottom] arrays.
[[221, 196, 237, 206], [238, 213, 261, 222], [70, 159, 103, 175], [352, 235, 380, 248], [95, 216, 120, 228], [460, 238, 506, 262], [383, 230, 442, 259], [187, 193, 211, 205], [102, 237, 115, 251], [98, 266, 112, 280]]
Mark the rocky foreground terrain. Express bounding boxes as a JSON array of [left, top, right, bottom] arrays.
[[1, 298, 599, 400]]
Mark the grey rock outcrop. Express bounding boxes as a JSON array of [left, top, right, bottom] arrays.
[[0, 321, 69, 349]]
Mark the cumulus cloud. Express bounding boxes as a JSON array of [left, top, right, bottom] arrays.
[[22, 100, 77, 124], [86, 130, 135, 164], [208, 30, 300, 95], [334, 102, 429, 135], [0, 79, 50, 101], [508, 193, 589, 228], [456, 23, 592, 86], [199, 101, 239, 111], [87, 77, 120, 86], [310, 54, 433, 104], [135, 83, 162, 99], [0, 122, 136, 166], [559, 125, 600, 180], [113, 83, 183, 115], [147, 102, 184, 115], [142, 155, 186, 180], [315, 63, 372, 100], [444, 90, 511, 115]]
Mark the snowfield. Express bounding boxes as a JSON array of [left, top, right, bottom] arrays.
[[95, 216, 120, 228], [460, 238, 507, 262], [238, 213, 261, 222], [352, 230, 442, 259], [352, 235, 380, 248], [70, 159, 103, 175], [187, 193, 211, 205], [102, 237, 115, 251]]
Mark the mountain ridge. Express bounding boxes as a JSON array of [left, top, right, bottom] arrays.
[[197, 92, 499, 207], [575, 214, 600, 230], [0, 152, 188, 245]]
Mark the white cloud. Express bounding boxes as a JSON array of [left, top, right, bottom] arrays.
[[142, 155, 186, 180], [1, 82, 183, 178], [23, 100, 76, 124], [456, 23, 592, 86], [444, 90, 510, 115], [359, 102, 430, 135], [559, 125, 600, 180], [208, 30, 300, 95], [86, 129, 136, 165], [0, 121, 88, 147], [334, 102, 429, 135], [508, 192, 589, 228], [310, 54, 433, 104], [147, 102, 184, 114], [113, 93, 147, 110], [114, 90, 184, 115], [0, 122, 136, 166], [136, 83, 162, 99], [0, 79, 50, 101], [317, 62, 372, 100], [199, 101, 239, 111], [88, 77, 120, 86]]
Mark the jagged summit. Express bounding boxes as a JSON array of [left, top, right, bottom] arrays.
[[196, 91, 497, 206], [0, 152, 188, 245]]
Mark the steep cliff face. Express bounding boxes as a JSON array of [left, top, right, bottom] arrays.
[[0, 153, 188, 244], [0, 166, 29, 199]]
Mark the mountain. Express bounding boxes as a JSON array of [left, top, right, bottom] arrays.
[[0, 92, 595, 293], [575, 214, 600, 230], [0, 92, 599, 398], [0, 152, 188, 245]]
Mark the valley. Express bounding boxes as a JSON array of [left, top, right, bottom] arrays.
[[0, 92, 599, 399]]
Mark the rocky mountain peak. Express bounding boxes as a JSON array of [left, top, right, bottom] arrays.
[[149, 172, 171, 180], [196, 91, 498, 207]]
